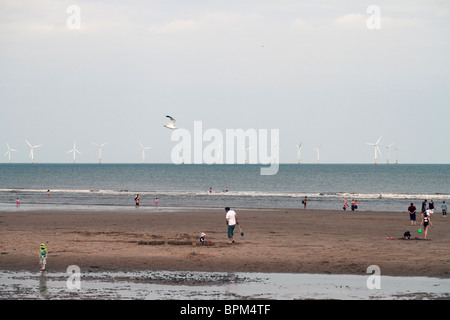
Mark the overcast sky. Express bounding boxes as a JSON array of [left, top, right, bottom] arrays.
[[1, 0, 449, 164]]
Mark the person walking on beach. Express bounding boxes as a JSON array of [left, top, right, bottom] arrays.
[[420, 213, 433, 240], [134, 194, 140, 206], [39, 243, 48, 271], [442, 201, 447, 218], [343, 198, 348, 211], [408, 203, 417, 225], [225, 207, 238, 244]]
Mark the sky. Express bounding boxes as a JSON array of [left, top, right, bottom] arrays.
[[1, 0, 449, 164]]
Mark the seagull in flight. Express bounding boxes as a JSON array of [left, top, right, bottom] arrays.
[[164, 115, 177, 130]]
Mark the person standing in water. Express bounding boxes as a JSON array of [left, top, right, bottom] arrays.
[[442, 201, 447, 218], [155, 198, 159, 207], [134, 194, 140, 206], [421, 200, 427, 216], [343, 198, 348, 211], [429, 200, 435, 215], [302, 196, 308, 209]]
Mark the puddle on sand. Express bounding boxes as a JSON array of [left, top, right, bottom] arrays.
[[0, 270, 449, 300]]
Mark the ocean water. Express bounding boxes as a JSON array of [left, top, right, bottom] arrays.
[[0, 163, 449, 212]]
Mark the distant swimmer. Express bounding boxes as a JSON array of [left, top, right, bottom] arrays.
[[155, 197, 159, 207], [16, 197, 20, 206], [47, 190, 50, 197]]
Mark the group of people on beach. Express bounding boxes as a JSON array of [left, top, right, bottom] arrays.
[[407, 199, 447, 240], [343, 198, 358, 211]]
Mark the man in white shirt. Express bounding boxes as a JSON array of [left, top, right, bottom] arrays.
[[225, 207, 238, 244]]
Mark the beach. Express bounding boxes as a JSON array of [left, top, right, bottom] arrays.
[[1, 206, 449, 279]]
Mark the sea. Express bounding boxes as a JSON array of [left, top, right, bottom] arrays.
[[0, 163, 449, 212]]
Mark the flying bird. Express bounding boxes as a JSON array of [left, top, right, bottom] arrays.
[[164, 115, 177, 130]]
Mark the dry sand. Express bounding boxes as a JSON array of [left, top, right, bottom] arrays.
[[1, 206, 449, 278]]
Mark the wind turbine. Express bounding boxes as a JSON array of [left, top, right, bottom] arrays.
[[394, 146, 401, 164], [383, 143, 394, 164], [139, 142, 152, 164], [176, 144, 185, 164], [67, 142, 81, 163], [366, 137, 382, 164], [272, 143, 279, 164], [25, 140, 43, 164], [295, 143, 302, 164], [92, 141, 108, 164], [241, 146, 252, 164], [314, 147, 320, 164], [4, 143, 18, 163]]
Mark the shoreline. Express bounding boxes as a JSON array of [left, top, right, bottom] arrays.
[[1, 201, 444, 214], [0, 206, 449, 279]]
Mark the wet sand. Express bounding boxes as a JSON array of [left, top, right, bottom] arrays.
[[1, 206, 449, 278]]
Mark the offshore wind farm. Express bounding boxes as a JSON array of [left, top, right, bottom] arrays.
[[3, 135, 408, 165]]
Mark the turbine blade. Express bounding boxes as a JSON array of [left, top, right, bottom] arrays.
[[376, 146, 382, 155]]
